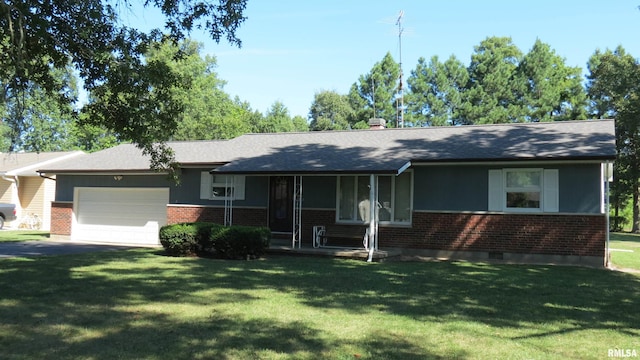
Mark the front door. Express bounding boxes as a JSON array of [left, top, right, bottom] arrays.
[[269, 176, 293, 232]]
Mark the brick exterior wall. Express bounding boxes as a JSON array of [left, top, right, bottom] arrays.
[[53, 201, 606, 260], [166, 205, 267, 227], [302, 209, 606, 258], [50, 202, 73, 236]]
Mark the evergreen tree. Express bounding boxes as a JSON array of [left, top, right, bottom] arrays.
[[407, 55, 469, 126], [348, 52, 401, 127], [519, 39, 587, 122], [461, 36, 526, 124]]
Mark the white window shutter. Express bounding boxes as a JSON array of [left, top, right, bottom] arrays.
[[200, 172, 212, 199], [543, 169, 559, 212], [488, 170, 503, 211]]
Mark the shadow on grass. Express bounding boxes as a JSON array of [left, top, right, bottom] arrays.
[[0, 230, 50, 242], [0, 249, 637, 359], [610, 232, 640, 242]]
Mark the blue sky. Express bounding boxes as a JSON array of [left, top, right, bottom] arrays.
[[128, 1, 640, 118]]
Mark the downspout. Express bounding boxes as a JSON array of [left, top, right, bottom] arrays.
[[1, 174, 19, 188], [605, 161, 611, 268], [367, 174, 376, 263]]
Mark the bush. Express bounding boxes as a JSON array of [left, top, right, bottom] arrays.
[[610, 216, 629, 232], [159, 222, 223, 256], [210, 225, 271, 260]]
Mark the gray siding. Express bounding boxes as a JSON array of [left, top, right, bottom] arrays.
[[55, 163, 603, 215], [301, 176, 336, 209], [413, 163, 602, 214], [55, 170, 269, 207], [55, 174, 173, 202], [559, 164, 601, 213], [414, 166, 487, 212], [174, 168, 268, 207]]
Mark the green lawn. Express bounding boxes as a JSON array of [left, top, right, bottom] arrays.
[[1, 250, 638, 360], [610, 232, 640, 271], [0, 230, 49, 242]]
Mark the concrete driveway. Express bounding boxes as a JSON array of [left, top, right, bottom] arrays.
[[0, 240, 150, 258]]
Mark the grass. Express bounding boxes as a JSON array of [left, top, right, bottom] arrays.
[[0, 230, 49, 242], [1, 249, 639, 360], [610, 232, 640, 271]]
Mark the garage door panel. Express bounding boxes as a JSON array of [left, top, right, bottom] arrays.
[[78, 206, 166, 226], [73, 187, 169, 245], [78, 215, 162, 227]]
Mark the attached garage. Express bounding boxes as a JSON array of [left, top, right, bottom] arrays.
[[73, 187, 169, 245]]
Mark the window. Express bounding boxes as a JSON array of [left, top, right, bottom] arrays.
[[505, 169, 541, 209], [200, 173, 245, 200], [488, 168, 558, 212], [337, 172, 412, 224]]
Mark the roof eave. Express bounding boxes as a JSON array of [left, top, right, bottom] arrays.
[[210, 169, 401, 175], [411, 155, 617, 165], [37, 169, 164, 175]]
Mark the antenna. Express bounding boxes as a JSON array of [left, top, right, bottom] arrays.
[[372, 78, 376, 118], [396, 10, 404, 128]]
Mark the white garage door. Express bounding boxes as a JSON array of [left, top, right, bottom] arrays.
[[73, 187, 169, 245]]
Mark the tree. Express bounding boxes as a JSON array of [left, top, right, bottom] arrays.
[[1, 0, 247, 176], [587, 46, 640, 232], [70, 119, 120, 153], [0, 63, 80, 152], [255, 101, 307, 133], [518, 39, 587, 122], [308, 90, 354, 130], [406, 55, 469, 126], [461, 36, 526, 124], [148, 39, 251, 141], [348, 52, 401, 127], [291, 115, 310, 132]]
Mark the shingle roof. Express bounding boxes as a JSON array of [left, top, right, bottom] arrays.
[[214, 119, 616, 174], [38, 141, 232, 173], [39, 119, 616, 174], [0, 151, 84, 176]]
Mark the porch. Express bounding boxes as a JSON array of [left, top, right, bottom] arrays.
[[267, 235, 401, 262]]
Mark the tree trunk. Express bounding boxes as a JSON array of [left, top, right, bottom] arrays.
[[633, 182, 640, 233], [614, 199, 620, 231]]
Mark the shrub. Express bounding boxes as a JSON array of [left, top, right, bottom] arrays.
[[159, 222, 223, 256], [210, 225, 271, 260]]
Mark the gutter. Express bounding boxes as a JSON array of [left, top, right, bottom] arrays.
[[38, 172, 56, 181], [1, 174, 19, 188]]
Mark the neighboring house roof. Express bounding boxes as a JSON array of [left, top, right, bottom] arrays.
[[0, 151, 85, 177], [37, 140, 235, 173], [39, 119, 616, 175]]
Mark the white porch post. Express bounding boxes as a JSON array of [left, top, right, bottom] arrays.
[[224, 176, 234, 226], [292, 175, 303, 248], [367, 174, 377, 262]]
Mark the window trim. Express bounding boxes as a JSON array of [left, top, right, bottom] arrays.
[[488, 168, 559, 213]]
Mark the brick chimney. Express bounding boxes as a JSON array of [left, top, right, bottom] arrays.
[[368, 118, 386, 129]]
